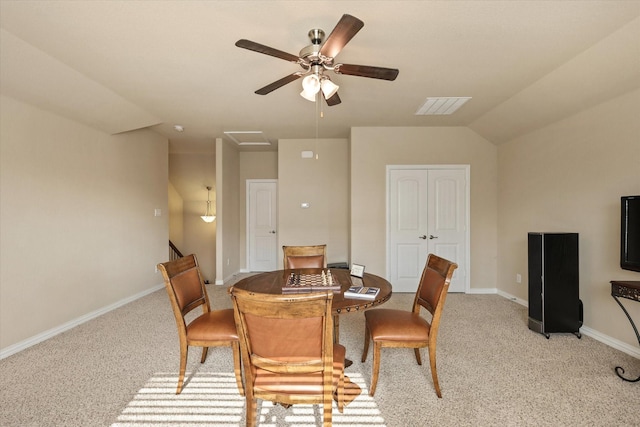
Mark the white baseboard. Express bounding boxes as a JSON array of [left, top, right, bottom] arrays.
[[0, 283, 164, 360], [215, 270, 243, 285], [580, 325, 640, 358], [496, 289, 529, 307], [4, 282, 637, 361], [497, 289, 640, 359]]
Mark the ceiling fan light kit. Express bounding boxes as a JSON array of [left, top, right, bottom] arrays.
[[236, 14, 399, 106], [299, 73, 339, 102]]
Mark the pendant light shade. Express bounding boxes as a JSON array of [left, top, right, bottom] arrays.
[[300, 73, 339, 102], [300, 74, 320, 101], [320, 78, 339, 99], [300, 88, 318, 102], [201, 186, 215, 223]]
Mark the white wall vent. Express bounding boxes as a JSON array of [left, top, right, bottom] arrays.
[[415, 97, 471, 115]]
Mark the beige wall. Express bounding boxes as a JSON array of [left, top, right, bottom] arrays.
[[0, 95, 168, 351], [3, 91, 639, 357], [350, 127, 498, 285], [238, 151, 278, 269], [498, 89, 640, 349], [183, 200, 216, 282], [168, 182, 184, 250], [168, 151, 216, 277], [277, 138, 350, 266], [216, 138, 241, 283]]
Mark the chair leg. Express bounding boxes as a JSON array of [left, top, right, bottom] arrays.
[[245, 394, 257, 427], [200, 346, 209, 363], [322, 397, 332, 427], [177, 343, 188, 394], [232, 341, 245, 396], [429, 345, 442, 398], [414, 347, 422, 365], [361, 324, 371, 362], [336, 371, 345, 413], [369, 341, 381, 396]]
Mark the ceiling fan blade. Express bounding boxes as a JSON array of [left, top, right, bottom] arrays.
[[334, 63, 399, 81], [319, 14, 364, 59], [236, 39, 300, 63], [324, 92, 341, 106], [255, 73, 302, 95]]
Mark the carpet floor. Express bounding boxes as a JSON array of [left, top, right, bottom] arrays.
[[1, 273, 639, 426]]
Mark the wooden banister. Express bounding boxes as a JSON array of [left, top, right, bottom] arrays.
[[169, 240, 184, 261]]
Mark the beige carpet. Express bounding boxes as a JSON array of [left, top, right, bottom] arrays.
[[1, 273, 639, 426]]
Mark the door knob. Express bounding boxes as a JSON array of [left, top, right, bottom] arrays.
[[429, 235, 438, 240], [419, 235, 427, 239], [270, 230, 276, 234]]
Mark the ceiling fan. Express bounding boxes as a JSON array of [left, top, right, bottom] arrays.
[[235, 14, 399, 106]]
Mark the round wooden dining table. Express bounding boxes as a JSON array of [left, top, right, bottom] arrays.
[[231, 268, 393, 343]]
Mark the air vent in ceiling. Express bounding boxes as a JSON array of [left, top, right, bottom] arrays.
[[224, 131, 271, 145], [415, 97, 471, 115]]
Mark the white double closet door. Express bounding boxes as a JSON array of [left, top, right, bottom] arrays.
[[388, 166, 469, 293]]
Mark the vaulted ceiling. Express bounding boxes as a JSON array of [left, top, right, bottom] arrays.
[[2, 1, 639, 200]]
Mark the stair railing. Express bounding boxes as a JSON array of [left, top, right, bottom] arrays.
[[169, 240, 184, 261]]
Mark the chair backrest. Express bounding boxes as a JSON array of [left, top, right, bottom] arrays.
[[229, 287, 334, 386], [413, 253, 458, 318], [157, 254, 210, 329], [282, 244, 327, 269]]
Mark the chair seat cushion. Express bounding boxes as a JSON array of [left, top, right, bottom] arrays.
[[186, 308, 238, 341], [365, 309, 430, 341], [254, 344, 345, 395]]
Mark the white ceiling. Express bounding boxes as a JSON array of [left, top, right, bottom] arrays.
[[1, 1, 639, 199]]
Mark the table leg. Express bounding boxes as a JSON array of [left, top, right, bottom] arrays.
[[333, 314, 353, 367], [611, 295, 640, 383]]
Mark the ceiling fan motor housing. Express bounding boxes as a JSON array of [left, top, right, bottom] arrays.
[[308, 29, 325, 45], [300, 29, 331, 66]]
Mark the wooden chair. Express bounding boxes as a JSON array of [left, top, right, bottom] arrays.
[[157, 254, 244, 395], [282, 244, 327, 269], [229, 287, 345, 427], [361, 253, 457, 397]]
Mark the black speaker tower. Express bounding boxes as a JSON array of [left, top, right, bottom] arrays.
[[528, 232, 582, 339]]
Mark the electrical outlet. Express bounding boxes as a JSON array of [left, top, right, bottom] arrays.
[[227, 258, 230, 266], [516, 273, 522, 283]]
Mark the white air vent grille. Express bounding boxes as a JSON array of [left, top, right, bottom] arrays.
[[224, 131, 271, 145], [415, 97, 471, 115]]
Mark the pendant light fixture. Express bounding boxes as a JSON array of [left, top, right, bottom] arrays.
[[201, 186, 215, 223]]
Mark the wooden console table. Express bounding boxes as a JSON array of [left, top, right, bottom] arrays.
[[610, 280, 640, 382]]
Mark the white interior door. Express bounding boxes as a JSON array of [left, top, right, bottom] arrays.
[[389, 169, 429, 292], [388, 166, 469, 293], [426, 169, 467, 292], [247, 180, 277, 272]]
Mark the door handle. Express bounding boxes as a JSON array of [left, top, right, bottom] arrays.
[[429, 235, 438, 240], [270, 230, 276, 234], [419, 235, 427, 239]]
